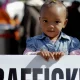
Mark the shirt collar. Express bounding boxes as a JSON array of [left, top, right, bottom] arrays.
[[37, 32, 70, 40], [59, 32, 70, 40], [36, 33, 46, 39]]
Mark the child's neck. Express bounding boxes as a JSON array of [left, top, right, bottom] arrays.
[[50, 34, 60, 41]]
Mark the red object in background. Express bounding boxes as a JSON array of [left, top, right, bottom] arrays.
[[0, 33, 14, 38]]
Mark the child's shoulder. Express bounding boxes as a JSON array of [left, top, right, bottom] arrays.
[[62, 32, 80, 42], [27, 34, 43, 42]]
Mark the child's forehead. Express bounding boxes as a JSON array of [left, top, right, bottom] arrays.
[[41, 2, 65, 14], [40, 0, 67, 12], [40, 6, 67, 20], [42, 2, 65, 9], [40, 1, 67, 19], [41, 4, 65, 15]]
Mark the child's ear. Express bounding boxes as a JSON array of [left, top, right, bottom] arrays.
[[63, 19, 68, 28]]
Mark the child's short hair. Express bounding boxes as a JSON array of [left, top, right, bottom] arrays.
[[40, 0, 68, 18]]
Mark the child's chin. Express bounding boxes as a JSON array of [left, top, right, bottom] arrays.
[[48, 35, 56, 38]]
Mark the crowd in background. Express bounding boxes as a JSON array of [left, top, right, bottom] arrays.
[[0, 0, 80, 55]]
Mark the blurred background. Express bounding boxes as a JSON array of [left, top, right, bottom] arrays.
[[0, 0, 80, 55]]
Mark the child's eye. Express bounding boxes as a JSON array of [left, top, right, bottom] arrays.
[[43, 20, 48, 23], [55, 21, 60, 24]]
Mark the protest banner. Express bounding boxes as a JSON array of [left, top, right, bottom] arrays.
[[0, 55, 80, 80]]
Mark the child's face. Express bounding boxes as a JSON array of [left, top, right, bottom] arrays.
[[39, 5, 67, 39]]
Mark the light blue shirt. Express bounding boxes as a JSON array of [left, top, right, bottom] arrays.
[[26, 32, 80, 55]]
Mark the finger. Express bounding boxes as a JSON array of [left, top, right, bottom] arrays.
[[55, 52, 64, 60], [54, 52, 60, 60], [56, 52, 61, 60], [50, 52, 54, 59], [54, 52, 57, 60], [47, 51, 51, 59], [42, 51, 49, 61], [39, 51, 45, 58], [61, 52, 64, 56], [37, 51, 41, 55], [44, 51, 50, 61], [41, 51, 45, 57]]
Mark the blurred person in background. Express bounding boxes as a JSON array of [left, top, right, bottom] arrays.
[[0, 1, 21, 54], [6, 1, 25, 54], [13, 15, 20, 41], [0, 1, 16, 54], [20, 0, 44, 54], [62, 1, 80, 40], [6, 0, 44, 54], [0, 1, 14, 25], [9, 14, 21, 55]]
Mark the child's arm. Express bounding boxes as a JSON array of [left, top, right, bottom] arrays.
[[23, 48, 40, 55], [24, 38, 54, 61], [69, 37, 80, 55], [70, 49, 80, 55], [23, 38, 37, 55], [24, 38, 64, 61], [24, 48, 53, 61]]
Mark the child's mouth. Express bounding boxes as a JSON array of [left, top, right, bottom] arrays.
[[47, 30, 55, 32], [47, 29, 55, 32]]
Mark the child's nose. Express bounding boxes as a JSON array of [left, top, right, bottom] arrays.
[[49, 24, 55, 28]]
